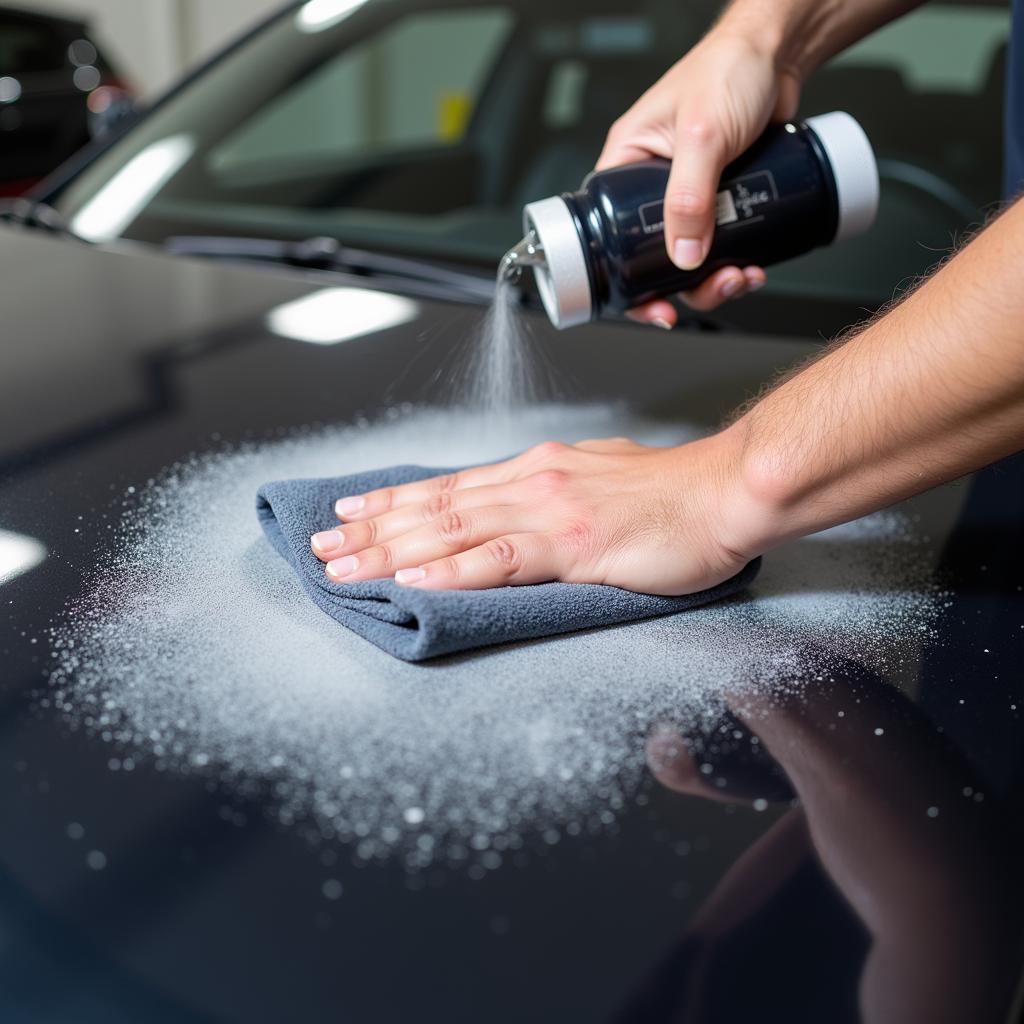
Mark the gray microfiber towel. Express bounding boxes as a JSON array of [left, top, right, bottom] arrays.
[[256, 465, 761, 662]]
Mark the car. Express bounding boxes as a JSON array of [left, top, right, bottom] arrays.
[[1, 2, 1021, 1022], [0, 4, 135, 196]]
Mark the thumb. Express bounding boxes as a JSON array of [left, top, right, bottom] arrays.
[[663, 116, 727, 271]]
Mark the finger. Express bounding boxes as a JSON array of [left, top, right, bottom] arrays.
[[324, 505, 539, 584], [334, 461, 519, 522], [664, 113, 728, 270], [595, 113, 672, 172], [393, 533, 563, 590], [679, 267, 749, 312], [645, 724, 702, 792], [625, 300, 677, 330], [595, 139, 659, 173], [311, 480, 532, 561], [742, 265, 767, 292]]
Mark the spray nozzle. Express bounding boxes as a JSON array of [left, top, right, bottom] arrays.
[[500, 229, 546, 284]]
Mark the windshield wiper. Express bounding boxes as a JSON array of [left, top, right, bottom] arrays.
[[0, 197, 76, 236], [164, 234, 496, 302]]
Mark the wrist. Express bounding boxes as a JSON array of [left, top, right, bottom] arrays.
[[715, 0, 841, 83], [714, 3, 788, 65], [709, 419, 802, 561]]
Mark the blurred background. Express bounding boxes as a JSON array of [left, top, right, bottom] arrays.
[[0, 0, 1011, 318], [8, 1, 280, 97], [1, 0, 279, 195]]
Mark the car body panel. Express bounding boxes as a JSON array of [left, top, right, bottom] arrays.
[[1, 222, 1022, 1021]]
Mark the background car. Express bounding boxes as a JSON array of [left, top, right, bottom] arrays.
[[29, 0, 1009, 336], [0, 4, 135, 196]]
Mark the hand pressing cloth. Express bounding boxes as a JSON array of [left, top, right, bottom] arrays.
[[256, 465, 760, 662]]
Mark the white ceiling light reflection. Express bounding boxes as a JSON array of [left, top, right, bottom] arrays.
[[71, 134, 195, 242], [267, 287, 419, 345], [296, 0, 369, 33], [0, 530, 47, 586]]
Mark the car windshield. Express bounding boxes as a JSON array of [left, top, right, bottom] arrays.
[[48, 0, 1008, 304]]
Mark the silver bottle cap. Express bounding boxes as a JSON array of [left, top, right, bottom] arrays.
[[521, 196, 593, 329], [806, 112, 880, 242]]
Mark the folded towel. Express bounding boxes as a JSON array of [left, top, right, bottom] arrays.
[[256, 465, 760, 662]]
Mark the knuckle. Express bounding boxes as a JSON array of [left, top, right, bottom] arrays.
[[375, 488, 394, 512], [437, 511, 468, 545], [423, 491, 453, 520], [485, 538, 522, 576], [432, 472, 459, 494], [679, 118, 717, 147], [665, 189, 711, 221], [525, 441, 567, 464], [360, 517, 379, 547], [437, 556, 460, 582], [373, 544, 395, 572], [606, 115, 631, 143], [531, 468, 569, 497]]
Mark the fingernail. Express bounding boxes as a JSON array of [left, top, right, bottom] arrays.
[[311, 529, 344, 554], [327, 555, 359, 579], [336, 496, 365, 517], [650, 317, 673, 331], [747, 278, 765, 293], [720, 277, 742, 299], [395, 567, 427, 585], [673, 238, 703, 271]]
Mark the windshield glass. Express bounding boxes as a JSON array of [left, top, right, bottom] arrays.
[[50, 0, 1008, 302]]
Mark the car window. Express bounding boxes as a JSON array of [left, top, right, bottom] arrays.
[[52, 0, 1010, 315], [799, 2, 1008, 208], [830, 4, 1008, 93], [210, 8, 514, 176], [0, 18, 68, 75]]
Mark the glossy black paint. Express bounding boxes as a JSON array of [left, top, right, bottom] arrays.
[[1, 225, 1022, 1022], [566, 123, 837, 315]]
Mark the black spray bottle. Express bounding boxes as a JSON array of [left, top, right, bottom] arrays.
[[502, 111, 879, 329]]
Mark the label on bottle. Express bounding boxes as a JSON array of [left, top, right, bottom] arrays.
[[638, 200, 665, 235], [636, 168, 779, 236], [715, 189, 738, 225], [718, 170, 778, 227]]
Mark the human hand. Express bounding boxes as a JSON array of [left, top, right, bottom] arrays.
[[596, 29, 802, 324], [309, 434, 760, 595]]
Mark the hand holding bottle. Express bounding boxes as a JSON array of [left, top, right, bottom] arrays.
[[596, 25, 802, 321]]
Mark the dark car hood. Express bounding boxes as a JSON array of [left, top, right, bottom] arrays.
[[0, 224, 821, 470], [1, 225, 1022, 1024]]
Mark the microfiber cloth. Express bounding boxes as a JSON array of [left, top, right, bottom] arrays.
[[256, 465, 760, 662]]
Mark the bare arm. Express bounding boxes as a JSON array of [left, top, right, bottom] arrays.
[[719, 0, 929, 81], [308, 201, 1024, 597], [729, 199, 1024, 555]]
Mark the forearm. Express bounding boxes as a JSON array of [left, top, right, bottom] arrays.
[[717, 0, 927, 80], [730, 198, 1024, 551]]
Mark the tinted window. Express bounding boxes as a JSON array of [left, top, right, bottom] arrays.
[[52, 0, 1009, 309], [0, 18, 68, 75], [211, 9, 513, 175]]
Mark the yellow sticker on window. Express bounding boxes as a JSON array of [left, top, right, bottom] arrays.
[[438, 92, 472, 141]]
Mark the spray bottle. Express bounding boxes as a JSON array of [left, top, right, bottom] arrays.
[[502, 111, 879, 329]]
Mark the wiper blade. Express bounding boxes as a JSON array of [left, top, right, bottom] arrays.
[[0, 197, 76, 236], [164, 234, 496, 301]]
